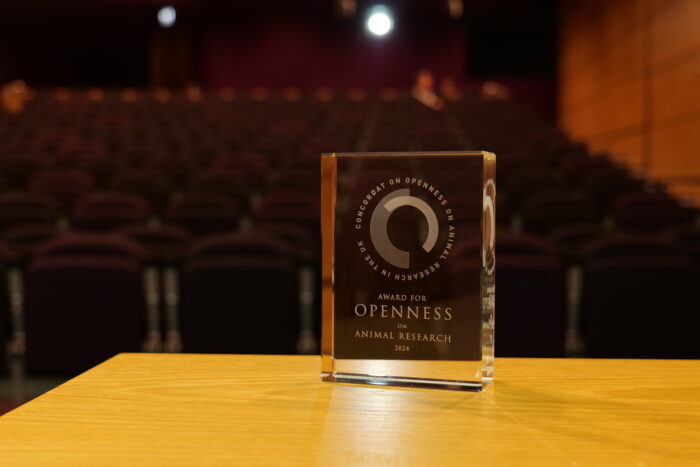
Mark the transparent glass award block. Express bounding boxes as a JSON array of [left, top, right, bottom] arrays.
[[321, 151, 495, 391]]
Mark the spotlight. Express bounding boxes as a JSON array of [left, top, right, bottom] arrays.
[[157, 6, 176, 28], [366, 6, 393, 37]]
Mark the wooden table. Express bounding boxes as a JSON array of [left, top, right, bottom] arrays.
[[1, 354, 699, 465]]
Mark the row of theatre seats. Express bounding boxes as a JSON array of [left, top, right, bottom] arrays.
[[4, 228, 315, 375], [0, 89, 698, 377]]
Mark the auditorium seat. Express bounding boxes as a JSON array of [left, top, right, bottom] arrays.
[[188, 170, 253, 204], [613, 192, 696, 231], [581, 236, 700, 358], [72, 192, 151, 231], [252, 222, 316, 261], [118, 223, 192, 264], [181, 234, 299, 354], [248, 223, 323, 348], [147, 154, 196, 186], [452, 231, 565, 357], [29, 169, 94, 211], [211, 152, 268, 184], [266, 169, 320, 195], [583, 234, 680, 259], [521, 192, 599, 235], [0, 224, 60, 264], [23, 233, 147, 374], [582, 167, 644, 210], [33, 231, 142, 259], [549, 223, 605, 263], [0, 193, 60, 234], [496, 230, 559, 256], [53, 145, 109, 169], [188, 231, 294, 259], [671, 226, 700, 265], [558, 153, 614, 186], [503, 168, 563, 211], [0, 154, 45, 191], [165, 193, 242, 237], [78, 158, 122, 189], [110, 169, 173, 213], [254, 193, 320, 240]]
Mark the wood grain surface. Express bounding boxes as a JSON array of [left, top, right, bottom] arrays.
[[1, 354, 699, 465]]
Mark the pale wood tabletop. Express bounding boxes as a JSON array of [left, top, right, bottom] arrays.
[[0, 354, 699, 465]]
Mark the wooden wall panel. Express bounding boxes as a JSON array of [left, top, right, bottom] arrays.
[[559, 0, 644, 110], [602, 134, 645, 170], [559, 0, 700, 203], [649, 0, 700, 67], [650, 119, 700, 178], [652, 53, 700, 127], [559, 73, 643, 142]]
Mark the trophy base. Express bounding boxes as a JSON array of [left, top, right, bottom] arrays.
[[321, 357, 492, 392]]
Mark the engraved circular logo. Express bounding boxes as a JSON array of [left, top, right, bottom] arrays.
[[354, 177, 456, 281], [370, 188, 439, 269]]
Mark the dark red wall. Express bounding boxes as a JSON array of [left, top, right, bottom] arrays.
[[195, 6, 465, 88], [192, 3, 554, 119]]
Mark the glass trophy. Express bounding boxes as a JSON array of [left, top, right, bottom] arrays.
[[321, 151, 495, 391]]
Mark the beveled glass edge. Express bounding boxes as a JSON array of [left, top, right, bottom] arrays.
[[320, 154, 337, 376], [481, 151, 496, 382], [321, 371, 483, 392]]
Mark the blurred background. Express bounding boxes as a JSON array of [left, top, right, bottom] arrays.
[[0, 0, 698, 412]]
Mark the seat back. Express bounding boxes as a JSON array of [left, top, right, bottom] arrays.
[[521, 191, 599, 235], [181, 256, 299, 354], [24, 235, 146, 374], [582, 255, 700, 358], [110, 169, 173, 212], [613, 192, 695, 231], [165, 194, 241, 237], [0, 193, 60, 233], [72, 192, 151, 231], [119, 224, 191, 264], [452, 232, 566, 357], [29, 169, 95, 210]]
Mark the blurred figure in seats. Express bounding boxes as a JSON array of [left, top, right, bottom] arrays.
[[186, 83, 204, 102], [412, 69, 444, 110], [2, 80, 29, 113], [439, 76, 463, 101], [480, 80, 511, 101], [86, 87, 104, 101]]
